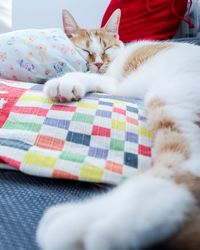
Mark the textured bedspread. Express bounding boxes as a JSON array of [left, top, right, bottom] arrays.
[[0, 79, 152, 185]]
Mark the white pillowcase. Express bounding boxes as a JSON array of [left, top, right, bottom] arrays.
[[0, 28, 87, 83]]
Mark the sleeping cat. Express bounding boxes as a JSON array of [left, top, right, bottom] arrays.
[[37, 9, 200, 250]]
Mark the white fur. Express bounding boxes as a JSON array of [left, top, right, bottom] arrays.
[[77, 34, 123, 74], [44, 72, 117, 102], [37, 175, 195, 250], [40, 40, 200, 249], [44, 42, 200, 173], [63, 9, 123, 74]]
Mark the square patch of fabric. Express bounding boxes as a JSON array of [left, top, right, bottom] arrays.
[[0, 79, 152, 185]]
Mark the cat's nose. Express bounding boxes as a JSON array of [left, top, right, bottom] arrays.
[[94, 63, 103, 69]]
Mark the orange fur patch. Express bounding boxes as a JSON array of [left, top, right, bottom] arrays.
[[147, 105, 179, 133], [175, 174, 200, 200], [156, 208, 200, 250], [147, 98, 190, 168], [147, 98, 165, 112], [156, 174, 200, 250], [70, 28, 121, 65], [157, 118, 180, 132], [155, 130, 190, 160], [70, 28, 121, 49], [70, 29, 91, 45], [123, 43, 172, 76]]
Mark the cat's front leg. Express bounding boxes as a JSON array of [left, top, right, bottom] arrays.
[[44, 72, 117, 102], [37, 175, 194, 250]]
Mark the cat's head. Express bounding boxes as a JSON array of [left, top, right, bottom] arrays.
[[62, 9, 124, 73]]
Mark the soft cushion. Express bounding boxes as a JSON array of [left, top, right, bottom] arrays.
[[0, 79, 151, 185], [0, 29, 87, 83], [101, 0, 188, 43]]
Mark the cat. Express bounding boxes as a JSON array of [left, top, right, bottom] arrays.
[[37, 9, 200, 250]]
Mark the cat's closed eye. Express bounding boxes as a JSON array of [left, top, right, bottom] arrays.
[[82, 49, 93, 56], [76, 47, 92, 56]]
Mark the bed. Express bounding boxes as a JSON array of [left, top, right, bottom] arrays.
[[0, 37, 199, 250]]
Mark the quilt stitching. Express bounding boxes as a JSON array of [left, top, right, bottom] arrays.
[[0, 79, 152, 184]]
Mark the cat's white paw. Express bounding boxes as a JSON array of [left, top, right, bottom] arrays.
[[37, 176, 194, 250], [44, 73, 87, 102], [36, 198, 110, 250]]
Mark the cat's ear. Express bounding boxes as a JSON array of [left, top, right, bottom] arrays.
[[62, 9, 79, 38], [103, 9, 121, 38]]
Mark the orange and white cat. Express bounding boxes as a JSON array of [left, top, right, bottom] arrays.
[[37, 9, 200, 250]]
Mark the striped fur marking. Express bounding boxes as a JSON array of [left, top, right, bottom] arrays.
[[155, 130, 190, 160], [147, 98, 190, 168], [123, 43, 173, 76], [147, 98, 180, 133]]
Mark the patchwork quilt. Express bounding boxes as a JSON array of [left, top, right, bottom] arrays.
[[0, 79, 152, 185]]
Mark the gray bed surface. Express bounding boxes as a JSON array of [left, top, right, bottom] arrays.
[[0, 170, 177, 250], [0, 170, 110, 250], [0, 170, 171, 250]]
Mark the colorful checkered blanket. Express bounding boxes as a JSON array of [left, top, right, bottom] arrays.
[[0, 79, 152, 185]]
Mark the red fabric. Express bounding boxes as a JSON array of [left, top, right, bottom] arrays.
[[101, 0, 189, 43]]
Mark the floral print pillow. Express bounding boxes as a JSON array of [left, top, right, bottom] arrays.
[[0, 29, 87, 83]]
